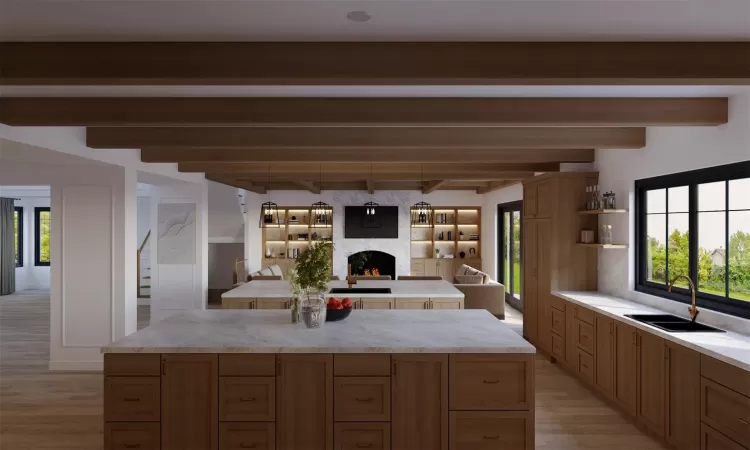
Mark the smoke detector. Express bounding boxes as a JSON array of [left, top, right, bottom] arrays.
[[346, 11, 372, 23]]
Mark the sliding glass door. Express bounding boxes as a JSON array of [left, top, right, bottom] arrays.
[[498, 201, 523, 306]]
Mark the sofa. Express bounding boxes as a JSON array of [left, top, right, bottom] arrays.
[[452, 264, 505, 319]]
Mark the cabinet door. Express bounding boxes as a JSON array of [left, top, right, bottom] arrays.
[[360, 298, 394, 310], [255, 298, 290, 309], [392, 355, 448, 450], [430, 298, 463, 310], [424, 259, 439, 277], [395, 298, 429, 310], [594, 314, 615, 399], [522, 221, 538, 342], [436, 260, 455, 281], [536, 179, 554, 218], [637, 331, 666, 437], [162, 354, 218, 450], [277, 355, 333, 450], [665, 342, 700, 450], [535, 219, 553, 354], [613, 321, 638, 417], [523, 184, 538, 218], [410, 259, 426, 276]]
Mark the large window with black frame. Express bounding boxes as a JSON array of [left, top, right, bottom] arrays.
[[14, 206, 23, 267], [35, 207, 51, 266], [498, 201, 522, 308], [635, 161, 750, 319]]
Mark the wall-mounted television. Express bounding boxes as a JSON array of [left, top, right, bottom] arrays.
[[344, 206, 399, 239]]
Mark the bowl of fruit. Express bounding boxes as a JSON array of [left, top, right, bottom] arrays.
[[326, 297, 353, 322]]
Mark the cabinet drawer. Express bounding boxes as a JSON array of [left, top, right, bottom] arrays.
[[576, 320, 595, 354], [104, 354, 161, 376], [334, 423, 391, 450], [551, 333, 565, 360], [105, 422, 160, 450], [219, 355, 275, 377], [335, 377, 390, 422], [449, 355, 533, 410], [701, 423, 746, 450], [577, 349, 594, 385], [450, 411, 533, 450], [702, 355, 750, 398], [220, 377, 275, 422], [551, 307, 565, 337], [104, 377, 160, 422], [701, 377, 750, 448], [572, 304, 595, 326], [335, 354, 391, 377], [220, 422, 275, 450]]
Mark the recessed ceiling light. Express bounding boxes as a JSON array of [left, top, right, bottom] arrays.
[[346, 11, 372, 23]]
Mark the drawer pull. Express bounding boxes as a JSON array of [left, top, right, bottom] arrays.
[[240, 444, 257, 449], [581, 364, 589, 369], [123, 397, 141, 402], [356, 444, 373, 448], [483, 435, 500, 440], [124, 445, 141, 449], [739, 418, 749, 425], [355, 397, 374, 402], [239, 397, 257, 402], [482, 380, 500, 384]]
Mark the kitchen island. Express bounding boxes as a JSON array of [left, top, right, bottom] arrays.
[[102, 310, 536, 450]]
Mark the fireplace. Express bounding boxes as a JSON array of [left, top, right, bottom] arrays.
[[347, 251, 396, 280]]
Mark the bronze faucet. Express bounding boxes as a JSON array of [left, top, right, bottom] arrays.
[[668, 275, 699, 322]]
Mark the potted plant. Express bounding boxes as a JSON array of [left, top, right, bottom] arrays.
[[290, 241, 333, 327]]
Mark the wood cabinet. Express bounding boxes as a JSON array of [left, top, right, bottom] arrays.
[[105, 422, 161, 450], [523, 179, 553, 219], [393, 298, 462, 310], [334, 377, 390, 422], [392, 355, 449, 450], [430, 298, 463, 309], [219, 377, 275, 422], [255, 298, 290, 309], [665, 342, 700, 450], [395, 298, 429, 310], [700, 423, 747, 450], [594, 314, 615, 398], [334, 423, 391, 450], [614, 321, 638, 416], [449, 411, 533, 450], [220, 422, 275, 450], [277, 355, 333, 450], [522, 220, 538, 342], [359, 298, 394, 310], [534, 219, 553, 354], [449, 355, 533, 411], [162, 354, 219, 450], [637, 331, 666, 437]]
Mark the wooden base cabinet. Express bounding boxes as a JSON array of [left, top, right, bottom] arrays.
[[335, 423, 391, 450], [614, 321, 638, 417], [449, 411, 533, 450], [637, 331, 666, 438], [594, 314, 615, 399], [665, 342, 700, 450]]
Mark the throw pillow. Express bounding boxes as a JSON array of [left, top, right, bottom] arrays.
[[268, 264, 284, 278], [259, 267, 273, 276], [454, 275, 484, 284]]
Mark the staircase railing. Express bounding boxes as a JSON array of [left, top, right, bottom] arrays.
[[137, 230, 151, 299]]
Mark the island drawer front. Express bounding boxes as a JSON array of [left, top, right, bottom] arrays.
[[449, 355, 533, 411], [550, 307, 565, 337], [104, 377, 160, 422], [335, 355, 391, 377], [220, 377, 275, 422], [702, 355, 750, 398], [219, 355, 276, 377], [551, 333, 565, 361], [577, 349, 594, 385], [220, 422, 275, 450], [576, 320, 595, 354], [449, 411, 533, 450], [335, 377, 391, 422], [105, 422, 161, 450], [701, 377, 750, 448], [572, 304, 595, 326], [104, 354, 161, 376], [701, 423, 747, 450], [334, 422, 391, 450]]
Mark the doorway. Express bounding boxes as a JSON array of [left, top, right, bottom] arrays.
[[498, 201, 522, 311]]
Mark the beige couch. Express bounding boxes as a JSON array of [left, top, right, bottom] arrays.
[[452, 264, 505, 319]]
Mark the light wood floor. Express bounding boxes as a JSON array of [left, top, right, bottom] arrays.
[[0, 292, 668, 450]]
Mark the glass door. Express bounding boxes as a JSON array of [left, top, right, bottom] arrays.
[[498, 201, 523, 306]]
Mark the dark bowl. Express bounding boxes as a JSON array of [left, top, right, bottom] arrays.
[[326, 307, 352, 322]]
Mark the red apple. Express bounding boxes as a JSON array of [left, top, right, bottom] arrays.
[[334, 302, 344, 310], [341, 298, 353, 308], [328, 298, 342, 310]]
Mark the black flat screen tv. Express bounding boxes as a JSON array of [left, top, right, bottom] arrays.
[[344, 206, 399, 239]]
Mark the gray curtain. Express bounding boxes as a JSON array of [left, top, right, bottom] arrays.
[[0, 198, 16, 295]]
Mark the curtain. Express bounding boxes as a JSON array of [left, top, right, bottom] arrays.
[[0, 197, 16, 295]]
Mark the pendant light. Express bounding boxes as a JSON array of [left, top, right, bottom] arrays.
[[363, 164, 380, 228], [310, 163, 333, 228], [411, 164, 434, 228], [259, 164, 280, 228]]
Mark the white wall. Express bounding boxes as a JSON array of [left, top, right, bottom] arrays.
[[207, 180, 244, 243], [481, 184, 524, 281], [595, 93, 750, 328], [245, 190, 483, 278]]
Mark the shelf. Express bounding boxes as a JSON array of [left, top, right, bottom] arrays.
[[458, 240, 480, 243], [266, 240, 287, 244], [578, 209, 627, 215], [577, 243, 628, 249]]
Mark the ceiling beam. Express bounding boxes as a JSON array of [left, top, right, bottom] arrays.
[[141, 148, 593, 164], [227, 172, 535, 182], [366, 179, 375, 195], [476, 181, 520, 194], [176, 162, 559, 174], [88, 127, 645, 149], [293, 180, 320, 194], [423, 180, 449, 194], [0, 97, 728, 126], [206, 175, 266, 194], [2, 42, 748, 85]]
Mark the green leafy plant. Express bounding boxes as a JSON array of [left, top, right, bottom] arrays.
[[293, 241, 334, 294]]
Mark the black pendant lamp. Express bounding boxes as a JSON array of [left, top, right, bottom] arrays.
[[310, 164, 333, 228], [363, 165, 380, 228], [259, 164, 280, 228], [411, 164, 434, 228]]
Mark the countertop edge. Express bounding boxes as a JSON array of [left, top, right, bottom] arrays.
[[101, 347, 537, 354], [552, 290, 750, 372]]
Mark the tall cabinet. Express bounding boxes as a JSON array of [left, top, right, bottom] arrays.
[[522, 173, 599, 356]]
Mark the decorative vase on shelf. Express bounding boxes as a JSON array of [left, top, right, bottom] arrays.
[[265, 247, 271, 258], [271, 249, 276, 258], [435, 249, 440, 258], [459, 251, 466, 259]]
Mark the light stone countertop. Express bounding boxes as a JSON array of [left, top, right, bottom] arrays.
[[102, 310, 535, 354], [222, 280, 464, 299], [554, 291, 750, 371]]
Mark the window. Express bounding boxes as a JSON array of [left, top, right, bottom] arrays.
[[635, 161, 750, 319], [498, 201, 522, 304], [35, 207, 50, 266], [14, 207, 23, 267]]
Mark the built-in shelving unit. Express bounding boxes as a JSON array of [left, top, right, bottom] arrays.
[[410, 207, 482, 276], [261, 207, 333, 275]]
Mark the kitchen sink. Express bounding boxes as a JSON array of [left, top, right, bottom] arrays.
[[329, 288, 392, 295], [624, 314, 724, 333]]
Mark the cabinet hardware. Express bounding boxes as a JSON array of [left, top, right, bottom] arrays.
[[162, 357, 166, 376], [739, 418, 749, 425], [239, 397, 257, 402], [582, 364, 589, 369], [123, 397, 141, 402], [483, 435, 500, 440], [240, 444, 257, 449], [123, 445, 141, 449], [356, 444, 373, 448], [482, 380, 500, 384], [355, 397, 374, 402]]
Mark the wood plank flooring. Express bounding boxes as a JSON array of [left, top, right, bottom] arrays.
[[0, 292, 668, 449]]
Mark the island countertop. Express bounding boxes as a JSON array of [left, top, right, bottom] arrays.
[[102, 309, 535, 354], [222, 279, 464, 299]]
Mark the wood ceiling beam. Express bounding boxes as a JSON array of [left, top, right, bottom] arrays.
[[88, 127, 645, 149], [141, 148, 593, 164], [0, 97, 728, 126], [206, 175, 266, 194], [292, 180, 320, 194], [176, 162, 559, 174], [228, 172, 535, 182], [476, 181, 520, 194], [423, 180, 449, 194], [2, 42, 748, 85]]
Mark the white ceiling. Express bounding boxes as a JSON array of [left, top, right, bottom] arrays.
[[1, 0, 748, 42]]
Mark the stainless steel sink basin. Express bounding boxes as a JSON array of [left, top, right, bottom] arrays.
[[624, 314, 725, 333]]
